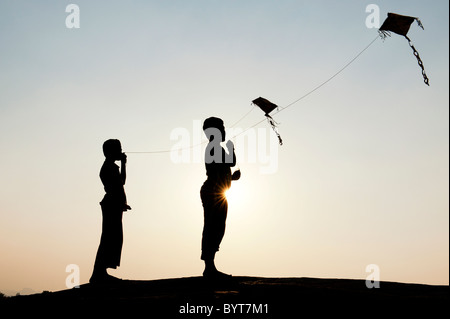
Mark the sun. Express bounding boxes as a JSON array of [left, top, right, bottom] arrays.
[[224, 182, 242, 204]]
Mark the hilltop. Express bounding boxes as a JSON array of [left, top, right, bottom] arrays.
[[1, 276, 448, 317]]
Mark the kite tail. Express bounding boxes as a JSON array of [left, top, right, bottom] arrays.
[[378, 30, 391, 40], [415, 18, 424, 30], [265, 114, 283, 146], [405, 35, 430, 86]]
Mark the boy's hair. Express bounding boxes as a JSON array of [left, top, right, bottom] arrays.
[[203, 117, 223, 131], [103, 139, 121, 158], [203, 117, 224, 141]]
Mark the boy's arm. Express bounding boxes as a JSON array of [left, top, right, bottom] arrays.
[[225, 141, 240, 181], [120, 153, 127, 185], [225, 140, 237, 167]]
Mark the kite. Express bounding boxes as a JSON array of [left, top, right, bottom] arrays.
[[252, 97, 283, 145], [379, 12, 429, 86]]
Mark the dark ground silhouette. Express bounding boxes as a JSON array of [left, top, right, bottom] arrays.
[[1, 277, 448, 317]]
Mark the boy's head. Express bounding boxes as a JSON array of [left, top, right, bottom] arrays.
[[203, 117, 225, 142], [103, 139, 122, 160]]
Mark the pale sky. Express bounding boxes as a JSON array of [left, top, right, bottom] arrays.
[[0, 0, 448, 295]]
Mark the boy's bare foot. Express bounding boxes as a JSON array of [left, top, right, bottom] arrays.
[[203, 269, 232, 279], [89, 272, 122, 284]]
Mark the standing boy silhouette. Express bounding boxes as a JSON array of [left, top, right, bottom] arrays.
[[90, 139, 131, 283], [200, 117, 241, 279]]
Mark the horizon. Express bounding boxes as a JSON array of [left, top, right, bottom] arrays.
[[0, 0, 448, 295]]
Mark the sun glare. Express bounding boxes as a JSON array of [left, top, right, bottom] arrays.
[[225, 182, 244, 205], [225, 187, 236, 203]]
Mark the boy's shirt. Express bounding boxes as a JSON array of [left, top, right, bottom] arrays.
[[204, 145, 235, 193], [100, 161, 127, 208]]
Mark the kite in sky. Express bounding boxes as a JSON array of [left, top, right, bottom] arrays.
[[379, 12, 429, 86], [252, 97, 283, 145]]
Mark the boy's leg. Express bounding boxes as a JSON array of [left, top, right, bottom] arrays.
[[201, 197, 231, 278], [90, 204, 123, 283]]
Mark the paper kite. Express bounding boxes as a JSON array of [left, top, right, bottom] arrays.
[[379, 12, 429, 86], [252, 97, 283, 145]]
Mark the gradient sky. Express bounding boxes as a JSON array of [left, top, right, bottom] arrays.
[[0, 0, 448, 295]]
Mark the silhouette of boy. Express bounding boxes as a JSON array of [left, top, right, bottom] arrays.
[[201, 117, 241, 279], [90, 139, 131, 283]]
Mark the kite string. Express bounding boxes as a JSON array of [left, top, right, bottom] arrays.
[[127, 35, 380, 154], [126, 105, 257, 154], [229, 104, 256, 128], [276, 35, 380, 113], [227, 35, 380, 141]]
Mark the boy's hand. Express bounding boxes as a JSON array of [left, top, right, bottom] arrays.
[[120, 153, 127, 164], [232, 169, 241, 181]]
